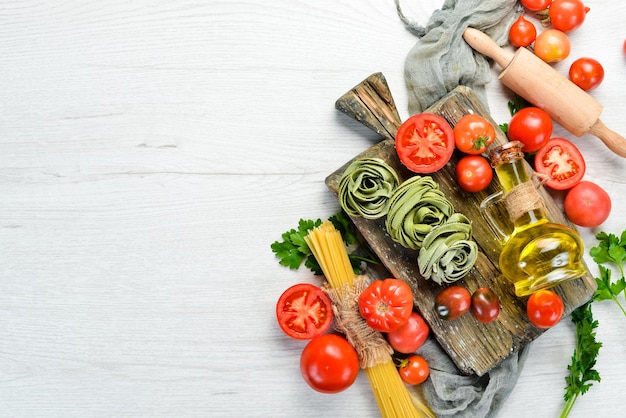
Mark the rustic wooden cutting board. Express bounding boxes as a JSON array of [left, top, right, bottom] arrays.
[[326, 73, 596, 376]]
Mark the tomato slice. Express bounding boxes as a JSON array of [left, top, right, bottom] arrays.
[[534, 138, 585, 190], [395, 113, 455, 173], [276, 283, 333, 340]]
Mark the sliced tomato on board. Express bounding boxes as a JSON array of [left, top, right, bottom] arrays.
[[276, 283, 333, 340], [534, 138, 585, 190], [395, 113, 455, 174]]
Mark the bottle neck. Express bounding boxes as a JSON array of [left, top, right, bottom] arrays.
[[495, 158, 548, 226]]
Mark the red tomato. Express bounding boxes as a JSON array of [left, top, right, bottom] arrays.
[[358, 278, 414, 332], [509, 15, 537, 47], [453, 114, 496, 154], [569, 58, 604, 91], [520, 0, 551, 11], [534, 138, 585, 190], [533, 29, 571, 63], [455, 155, 493, 193], [623, 39, 626, 55], [276, 283, 333, 340], [398, 354, 429, 385], [300, 334, 359, 393], [434, 286, 471, 320], [564, 181, 612, 227], [470, 287, 501, 324], [549, 0, 590, 33], [507, 107, 553, 153], [386, 311, 430, 354], [526, 289, 564, 328], [395, 113, 455, 174]]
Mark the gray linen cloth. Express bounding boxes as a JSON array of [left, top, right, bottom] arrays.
[[394, 1, 529, 417], [396, 0, 522, 114]]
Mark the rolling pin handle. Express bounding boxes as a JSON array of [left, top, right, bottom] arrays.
[[462, 27, 514, 69], [589, 119, 626, 158]]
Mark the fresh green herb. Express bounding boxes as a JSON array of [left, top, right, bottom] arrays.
[[590, 231, 626, 279], [592, 265, 626, 315], [271, 211, 377, 275], [507, 95, 530, 116], [589, 231, 626, 315], [561, 302, 602, 418], [560, 229, 626, 416]]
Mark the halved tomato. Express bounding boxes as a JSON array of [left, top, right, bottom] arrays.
[[276, 283, 333, 340], [395, 113, 455, 173], [534, 138, 585, 190]]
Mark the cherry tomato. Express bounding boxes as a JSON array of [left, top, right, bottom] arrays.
[[520, 0, 551, 11], [300, 334, 359, 393], [564, 181, 612, 227], [534, 138, 585, 190], [533, 29, 571, 63], [386, 311, 430, 354], [569, 58, 604, 91], [623, 39, 626, 56], [453, 114, 496, 154], [526, 289, 564, 328], [358, 278, 414, 332], [398, 354, 429, 385], [455, 155, 493, 193], [470, 287, 501, 324], [395, 113, 455, 174], [509, 15, 537, 47], [276, 283, 333, 340], [434, 286, 471, 320], [549, 0, 590, 33], [507, 107, 553, 153]]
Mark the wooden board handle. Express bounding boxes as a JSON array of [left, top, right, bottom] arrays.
[[589, 119, 626, 158]]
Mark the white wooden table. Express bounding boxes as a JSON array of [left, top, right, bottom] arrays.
[[2, 1, 625, 417]]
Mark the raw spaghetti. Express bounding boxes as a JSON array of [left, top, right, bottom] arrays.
[[305, 221, 434, 418]]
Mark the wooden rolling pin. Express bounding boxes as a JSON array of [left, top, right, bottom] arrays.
[[463, 27, 626, 158]]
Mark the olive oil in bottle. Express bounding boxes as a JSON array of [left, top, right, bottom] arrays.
[[485, 141, 586, 297]]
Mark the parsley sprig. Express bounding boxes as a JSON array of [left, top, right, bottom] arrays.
[[589, 231, 626, 315], [270, 211, 376, 275], [561, 302, 602, 418], [561, 229, 626, 417]]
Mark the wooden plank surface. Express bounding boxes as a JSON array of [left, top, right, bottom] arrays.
[[327, 78, 596, 376]]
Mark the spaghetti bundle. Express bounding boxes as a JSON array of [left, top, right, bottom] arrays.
[[305, 221, 434, 418]]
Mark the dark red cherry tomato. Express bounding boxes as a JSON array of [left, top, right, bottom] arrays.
[[470, 287, 501, 324], [534, 137, 585, 190], [395, 113, 455, 174], [526, 289, 564, 328], [386, 311, 430, 354], [435, 286, 471, 320]]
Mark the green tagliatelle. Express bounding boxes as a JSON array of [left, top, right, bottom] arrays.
[[418, 213, 478, 284], [338, 158, 400, 219], [385, 175, 454, 250]]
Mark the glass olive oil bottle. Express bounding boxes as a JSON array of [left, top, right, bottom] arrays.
[[483, 141, 586, 297]]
